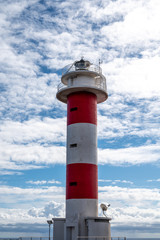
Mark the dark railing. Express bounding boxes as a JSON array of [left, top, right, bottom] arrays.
[[17, 238, 126, 240], [77, 237, 126, 240]]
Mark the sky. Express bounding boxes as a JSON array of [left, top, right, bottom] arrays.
[[0, 0, 160, 238]]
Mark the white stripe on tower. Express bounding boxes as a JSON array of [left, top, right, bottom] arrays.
[[66, 91, 98, 235], [67, 123, 97, 165]]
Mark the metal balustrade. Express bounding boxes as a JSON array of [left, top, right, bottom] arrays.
[[61, 63, 102, 76], [77, 237, 126, 240], [15, 237, 127, 240], [18, 238, 51, 240], [57, 77, 107, 92]]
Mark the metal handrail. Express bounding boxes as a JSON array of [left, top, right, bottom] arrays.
[[62, 63, 102, 76], [57, 79, 106, 92], [19, 238, 52, 240], [18, 237, 126, 240], [77, 237, 109, 239], [77, 237, 126, 240]]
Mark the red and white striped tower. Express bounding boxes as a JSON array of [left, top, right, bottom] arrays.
[[56, 59, 110, 239]]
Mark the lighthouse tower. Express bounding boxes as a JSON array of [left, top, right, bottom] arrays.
[[53, 58, 111, 240]]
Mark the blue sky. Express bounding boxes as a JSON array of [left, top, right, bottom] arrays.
[[0, 0, 160, 238]]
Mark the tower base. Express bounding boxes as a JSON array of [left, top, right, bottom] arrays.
[[53, 217, 111, 240]]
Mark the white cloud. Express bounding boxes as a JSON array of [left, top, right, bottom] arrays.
[[0, 184, 160, 237], [98, 185, 160, 237], [0, 117, 66, 144], [27, 179, 61, 185], [147, 179, 160, 183], [0, 170, 23, 175], [28, 201, 65, 219], [0, 201, 64, 225], [0, 142, 66, 170], [99, 185, 160, 207], [101, 0, 160, 46], [0, 185, 65, 209], [98, 95, 160, 140], [98, 143, 160, 165], [0, 118, 67, 171], [0, 0, 39, 17], [103, 57, 160, 98], [99, 179, 133, 185]]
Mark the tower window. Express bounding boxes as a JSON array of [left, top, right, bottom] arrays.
[[69, 182, 77, 186], [70, 107, 77, 112], [70, 143, 77, 148]]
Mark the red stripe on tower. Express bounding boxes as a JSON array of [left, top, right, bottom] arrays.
[[67, 92, 97, 125], [66, 163, 98, 199]]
